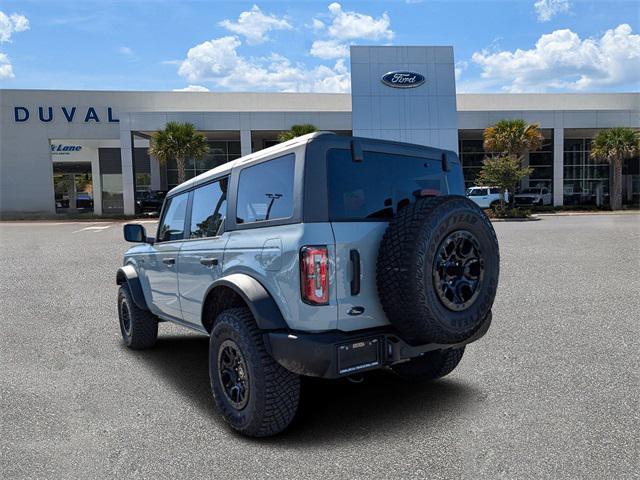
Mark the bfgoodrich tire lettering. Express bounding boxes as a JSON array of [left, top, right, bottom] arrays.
[[377, 196, 499, 344], [117, 284, 158, 349], [209, 307, 300, 437]]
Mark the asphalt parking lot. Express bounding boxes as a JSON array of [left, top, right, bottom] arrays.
[[1, 214, 638, 479]]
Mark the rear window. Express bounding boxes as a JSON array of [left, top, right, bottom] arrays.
[[327, 149, 442, 221], [236, 154, 295, 224]]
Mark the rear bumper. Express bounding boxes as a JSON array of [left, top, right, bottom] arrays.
[[265, 312, 492, 379]]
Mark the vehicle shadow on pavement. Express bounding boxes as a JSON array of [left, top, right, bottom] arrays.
[[134, 335, 219, 416], [135, 334, 479, 444], [278, 373, 478, 445]]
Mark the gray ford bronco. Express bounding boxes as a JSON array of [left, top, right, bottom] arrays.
[[117, 132, 499, 437]]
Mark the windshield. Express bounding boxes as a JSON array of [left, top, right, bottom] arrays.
[[520, 188, 539, 194], [327, 149, 443, 221]]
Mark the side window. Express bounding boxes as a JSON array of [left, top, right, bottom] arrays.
[[236, 154, 295, 224], [490, 188, 500, 194], [190, 178, 228, 238], [157, 192, 188, 242], [542, 188, 549, 194]]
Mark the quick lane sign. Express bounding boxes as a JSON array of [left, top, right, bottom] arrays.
[[51, 144, 83, 155], [14, 106, 119, 123]]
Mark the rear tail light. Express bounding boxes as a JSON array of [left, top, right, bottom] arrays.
[[300, 246, 329, 305]]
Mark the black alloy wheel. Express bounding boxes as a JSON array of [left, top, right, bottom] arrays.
[[433, 230, 485, 312], [217, 339, 250, 410]]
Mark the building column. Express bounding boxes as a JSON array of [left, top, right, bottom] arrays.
[[150, 155, 161, 191], [91, 150, 102, 215], [553, 127, 564, 206], [240, 129, 252, 157], [120, 120, 136, 215]]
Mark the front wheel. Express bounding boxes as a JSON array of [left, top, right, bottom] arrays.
[[209, 307, 300, 437], [391, 347, 465, 381], [117, 284, 158, 349]]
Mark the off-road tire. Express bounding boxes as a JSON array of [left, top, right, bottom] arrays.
[[117, 284, 158, 349], [209, 307, 300, 437], [490, 200, 500, 209], [392, 347, 465, 381], [377, 195, 499, 345]]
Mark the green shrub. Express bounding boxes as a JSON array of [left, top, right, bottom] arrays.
[[488, 205, 531, 219]]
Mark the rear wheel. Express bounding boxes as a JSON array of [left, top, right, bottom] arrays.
[[117, 284, 158, 349], [392, 347, 465, 381], [209, 307, 300, 437]]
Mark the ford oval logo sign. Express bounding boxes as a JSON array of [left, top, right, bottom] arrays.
[[381, 71, 425, 88]]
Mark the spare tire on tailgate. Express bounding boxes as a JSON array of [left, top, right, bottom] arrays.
[[376, 196, 499, 345]]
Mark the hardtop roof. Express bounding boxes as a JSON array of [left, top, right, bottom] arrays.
[[166, 131, 458, 197]]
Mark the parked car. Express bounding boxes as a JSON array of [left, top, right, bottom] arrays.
[[55, 193, 69, 209], [514, 187, 552, 206], [466, 186, 508, 208], [117, 133, 500, 437], [136, 190, 166, 214], [75, 192, 94, 209]]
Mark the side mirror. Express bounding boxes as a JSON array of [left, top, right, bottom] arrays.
[[123, 224, 150, 243]]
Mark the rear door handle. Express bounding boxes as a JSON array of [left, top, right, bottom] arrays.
[[200, 257, 219, 267], [350, 249, 361, 295], [162, 258, 176, 266]]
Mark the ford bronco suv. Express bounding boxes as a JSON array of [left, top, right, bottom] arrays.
[[117, 132, 499, 437]]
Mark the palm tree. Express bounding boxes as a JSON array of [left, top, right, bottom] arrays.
[[590, 128, 640, 210], [148, 122, 209, 185], [278, 124, 317, 142], [483, 119, 544, 159], [481, 119, 544, 207]]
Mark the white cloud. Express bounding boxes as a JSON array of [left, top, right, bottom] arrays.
[[177, 35, 350, 93], [323, 3, 393, 41], [0, 52, 14, 79], [455, 60, 468, 81], [471, 24, 640, 92], [0, 11, 30, 43], [173, 85, 210, 92], [118, 46, 133, 56], [311, 18, 325, 31], [310, 39, 349, 60], [308, 3, 393, 59], [219, 5, 291, 45], [534, 0, 570, 22]]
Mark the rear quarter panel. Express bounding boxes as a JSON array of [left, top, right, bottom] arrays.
[[223, 223, 338, 331]]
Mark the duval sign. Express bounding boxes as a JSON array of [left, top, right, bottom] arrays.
[[381, 71, 426, 88], [13, 106, 119, 123]]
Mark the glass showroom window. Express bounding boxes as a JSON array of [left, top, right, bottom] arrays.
[[460, 132, 554, 192], [166, 140, 241, 189], [458, 138, 488, 189], [563, 138, 610, 206], [528, 133, 553, 192]]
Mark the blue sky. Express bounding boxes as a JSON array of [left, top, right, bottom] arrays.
[[0, 0, 638, 93]]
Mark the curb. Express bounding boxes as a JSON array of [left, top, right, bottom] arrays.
[[489, 217, 540, 222], [534, 211, 639, 217]]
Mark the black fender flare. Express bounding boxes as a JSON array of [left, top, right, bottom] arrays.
[[202, 273, 288, 331], [116, 264, 149, 311]]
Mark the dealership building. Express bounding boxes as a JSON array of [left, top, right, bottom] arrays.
[[1, 46, 638, 216]]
